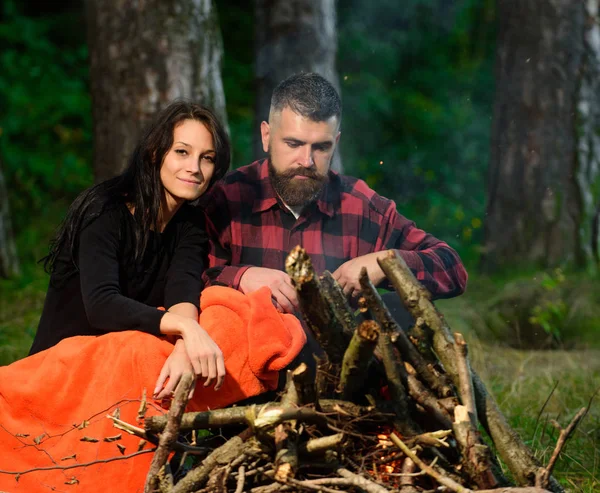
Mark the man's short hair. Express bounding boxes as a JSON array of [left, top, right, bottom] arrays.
[[270, 72, 341, 124]]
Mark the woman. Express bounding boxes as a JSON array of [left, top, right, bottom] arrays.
[[29, 100, 230, 397]]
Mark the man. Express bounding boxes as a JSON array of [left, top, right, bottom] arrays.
[[201, 72, 467, 317]]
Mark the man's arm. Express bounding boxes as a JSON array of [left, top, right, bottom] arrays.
[[201, 186, 252, 289], [333, 201, 468, 300]]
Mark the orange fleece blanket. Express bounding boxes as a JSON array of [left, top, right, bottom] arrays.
[[0, 286, 306, 493]]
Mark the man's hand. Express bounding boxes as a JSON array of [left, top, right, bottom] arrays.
[[239, 266, 299, 314], [153, 339, 196, 400], [331, 251, 387, 298]]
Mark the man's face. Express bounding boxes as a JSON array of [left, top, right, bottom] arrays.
[[261, 107, 341, 207]]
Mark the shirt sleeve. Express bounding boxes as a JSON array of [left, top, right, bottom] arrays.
[[200, 186, 252, 289], [378, 201, 468, 299], [163, 209, 208, 310], [78, 210, 166, 335]]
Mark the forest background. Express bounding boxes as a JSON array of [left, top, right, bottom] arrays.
[[0, 0, 598, 490]]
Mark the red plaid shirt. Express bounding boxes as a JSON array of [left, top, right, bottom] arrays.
[[200, 160, 467, 299]]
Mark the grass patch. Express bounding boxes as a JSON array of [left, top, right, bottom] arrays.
[[468, 341, 600, 492]]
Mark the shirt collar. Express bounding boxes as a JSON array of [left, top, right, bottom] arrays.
[[252, 159, 337, 218]]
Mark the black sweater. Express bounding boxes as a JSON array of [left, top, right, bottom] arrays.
[[30, 202, 207, 355]]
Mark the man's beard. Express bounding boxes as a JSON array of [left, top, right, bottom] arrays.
[[268, 155, 328, 207]]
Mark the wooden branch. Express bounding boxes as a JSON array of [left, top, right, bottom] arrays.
[[399, 457, 419, 493], [453, 405, 499, 490], [0, 449, 154, 476], [274, 423, 298, 482], [536, 407, 587, 488], [298, 433, 344, 456], [454, 332, 477, 425], [379, 332, 417, 436], [275, 371, 299, 481], [108, 415, 209, 455], [404, 362, 453, 430], [172, 435, 247, 493], [285, 246, 347, 364], [291, 363, 316, 406], [145, 400, 374, 433], [359, 267, 454, 397], [390, 432, 551, 493], [340, 320, 380, 400], [235, 465, 246, 493], [378, 250, 564, 492], [145, 372, 195, 493], [320, 270, 359, 338], [337, 467, 391, 493]]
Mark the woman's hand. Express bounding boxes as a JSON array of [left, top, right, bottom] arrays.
[[153, 339, 196, 400], [160, 312, 226, 390]]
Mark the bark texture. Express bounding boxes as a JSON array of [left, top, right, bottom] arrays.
[[483, 0, 600, 270], [0, 161, 19, 279], [86, 0, 228, 181], [254, 0, 343, 171]]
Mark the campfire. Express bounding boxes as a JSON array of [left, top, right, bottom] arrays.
[[116, 247, 584, 493]]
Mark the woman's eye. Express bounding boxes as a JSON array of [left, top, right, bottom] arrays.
[[175, 149, 188, 156], [203, 155, 215, 163]]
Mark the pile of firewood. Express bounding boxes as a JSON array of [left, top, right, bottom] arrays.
[[132, 247, 585, 493]]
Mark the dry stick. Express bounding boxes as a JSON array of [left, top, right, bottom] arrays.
[[285, 246, 347, 364], [145, 400, 372, 433], [108, 415, 209, 455], [454, 332, 477, 425], [390, 432, 551, 493], [379, 331, 418, 436], [359, 267, 454, 397], [340, 319, 380, 400], [172, 435, 247, 493], [404, 362, 454, 429], [145, 372, 195, 493], [298, 433, 344, 456], [453, 333, 498, 489], [320, 270, 359, 338], [274, 371, 300, 481], [337, 467, 392, 493], [291, 363, 316, 406], [535, 407, 587, 489], [399, 457, 420, 493], [0, 449, 154, 476], [378, 250, 564, 493], [234, 465, 246, 493], [453, 405, 499, 490]]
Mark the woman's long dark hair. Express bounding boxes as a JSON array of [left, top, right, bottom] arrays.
[[43, 100, 230, 278]]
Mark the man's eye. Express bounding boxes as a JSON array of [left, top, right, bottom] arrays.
[[175, 149, 188, 156], [286, 142, 300, 148]]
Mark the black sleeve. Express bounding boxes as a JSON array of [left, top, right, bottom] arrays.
[[163, 207, 208, 310], [78, 210, 166, 335]]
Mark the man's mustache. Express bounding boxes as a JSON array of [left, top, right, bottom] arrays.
[[279, 168, 323, 180]]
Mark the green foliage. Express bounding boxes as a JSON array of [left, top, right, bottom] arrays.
[[337, 0, 495, 261], [0, 1, 92, 240], [528, 268, 568, 341]]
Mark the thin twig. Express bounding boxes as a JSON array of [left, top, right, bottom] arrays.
[[0, 449, 154, 476], [234, 465, 246, 493], [145, 372, 195, 493], [536, 407, 587, 488]]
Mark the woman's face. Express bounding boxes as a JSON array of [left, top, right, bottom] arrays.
[[160, 119, 215, 209]]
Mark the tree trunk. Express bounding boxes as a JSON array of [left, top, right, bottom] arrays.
[[483, 0, 600, 271], [86, 0, 228, 182], [0, 161, 20, 279], [254, 0, 343, 172], [578, 0, 600, 265]]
